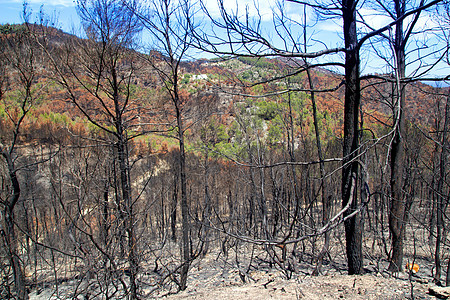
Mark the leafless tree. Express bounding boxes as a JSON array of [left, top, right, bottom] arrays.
[[189, 0, 446, 276], [0, 22, 43, 300], [124, 0, 199, 290], [31, 0, 146, 297], [359, 0, 447, 273], [191, 0, 365, 274]]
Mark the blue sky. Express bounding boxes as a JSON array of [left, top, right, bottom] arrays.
[[0, 0, 316, 34], [0, 0, 447, 80], [0, 0, 79, 31], [0, 0, 343, 61]]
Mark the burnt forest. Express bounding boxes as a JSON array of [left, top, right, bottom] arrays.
[[1, 0, 450, 299]]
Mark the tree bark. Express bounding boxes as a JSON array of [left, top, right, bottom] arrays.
[[446, 257, 450, 286], [304, 47, 329, 275], [342, 0, 363, 275], [171, 169, 179, 242], [202, 151, 211, 255], [434, 94, 450, 283], [117, 138, 138, 298], [177, 101, 191, 291], [388, 0, 407, 273], [1, 151, 28, 299]]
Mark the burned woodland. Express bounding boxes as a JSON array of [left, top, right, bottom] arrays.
[[1, 0, 450, 299]]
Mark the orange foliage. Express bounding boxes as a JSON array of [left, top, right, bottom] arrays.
[[405, 263, 419, 274]]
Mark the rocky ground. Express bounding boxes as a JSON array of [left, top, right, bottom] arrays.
[[28, 256, 442, 300], [29, 234, 445, 299], [160, 256, 435, 300], [165, 272, 429, 300]]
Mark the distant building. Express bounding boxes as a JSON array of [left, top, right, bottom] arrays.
[[192, 74, 208, 80]]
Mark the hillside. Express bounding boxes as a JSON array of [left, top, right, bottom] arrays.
[[1, 23, 444, 147]]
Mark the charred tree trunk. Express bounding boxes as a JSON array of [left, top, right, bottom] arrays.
[[101, 181, 110, 267], [446, 257, 450, 286], [171, 160, 179, 242], [342, 0, 363, 275], [388, 0, 408, 273], [434, 94, 450, 283], [1, 151, 28, 299], [176, 99, 191, 291], [113, 60, 138, 297], [310, 79, 330, 274], [202, 152, 212, 255], [117, 137, 138, 298], [302, 23, 329, 273]]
